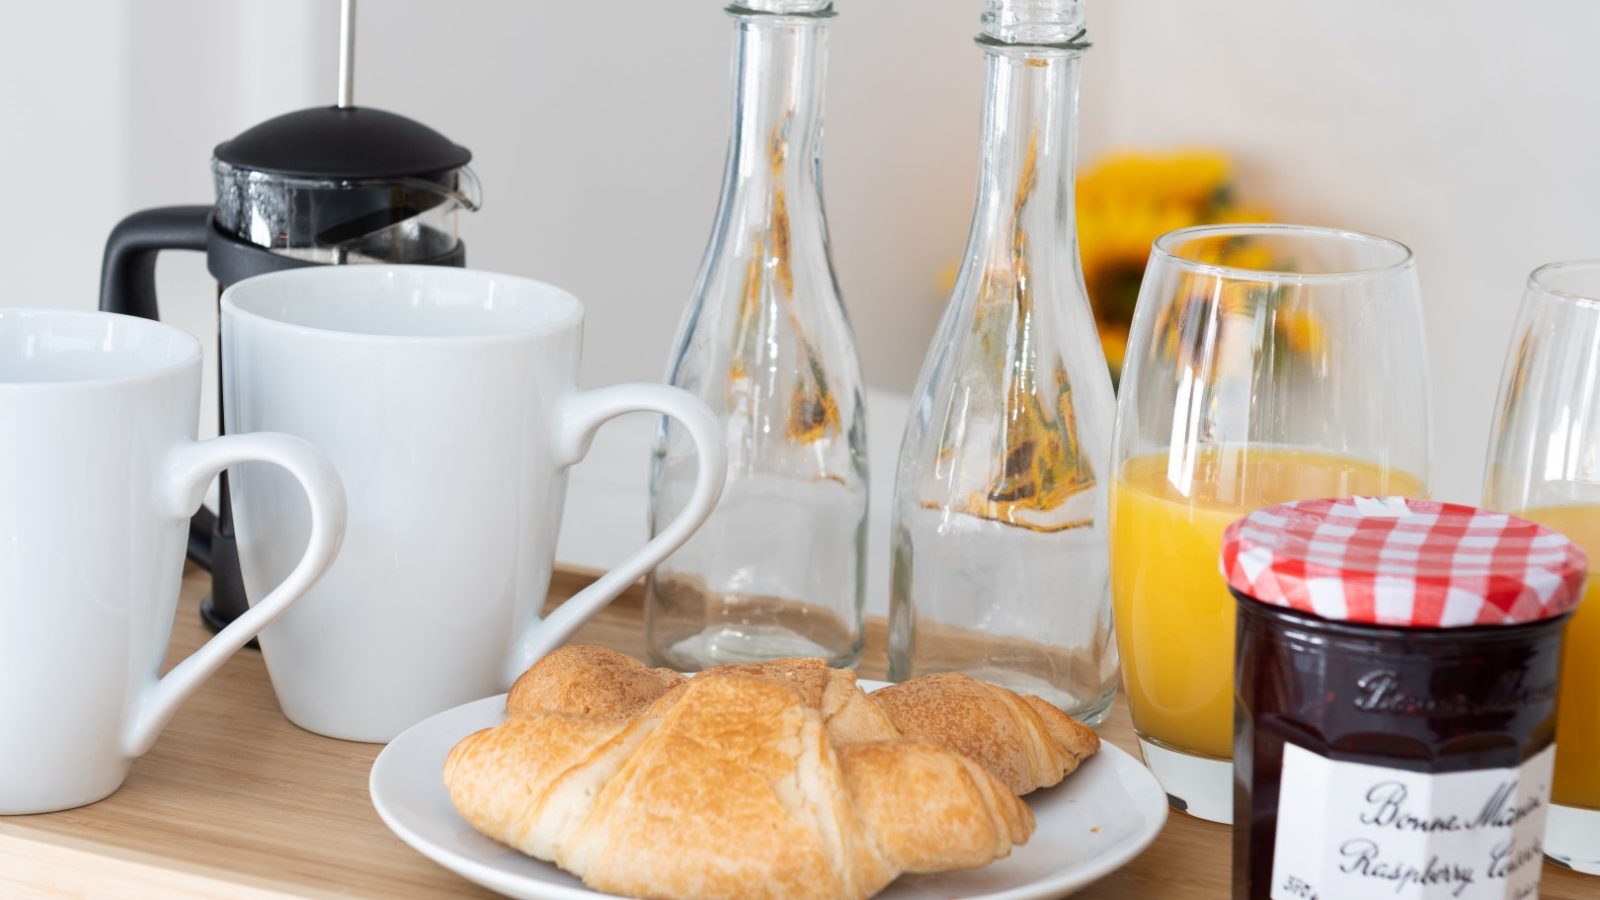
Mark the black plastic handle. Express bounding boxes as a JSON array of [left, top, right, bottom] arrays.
[[100, 205, 215, 568], [98, 205, 211, 320]]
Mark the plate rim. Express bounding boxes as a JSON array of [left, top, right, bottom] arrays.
[[370, 689, 1169, 900]]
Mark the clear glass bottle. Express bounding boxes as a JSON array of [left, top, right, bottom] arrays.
[[646, 0, 867, 670], [888, 0, 1117, 724]]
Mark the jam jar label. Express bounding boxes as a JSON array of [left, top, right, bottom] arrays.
[[1271, 743, 1554, 900]]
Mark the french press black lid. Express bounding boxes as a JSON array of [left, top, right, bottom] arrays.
[[207, 105, 478, 278]]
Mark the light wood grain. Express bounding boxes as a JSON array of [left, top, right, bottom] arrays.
[[2, 564, 1591, 898], [0, 825, 300, 899]]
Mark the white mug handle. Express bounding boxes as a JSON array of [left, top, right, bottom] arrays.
[[503, 384, 727, 683], [121, 433, 347, 757]]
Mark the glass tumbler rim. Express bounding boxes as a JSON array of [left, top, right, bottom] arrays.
[[1150, 222, 1415, 285], [1528, 259, 1600, 309]]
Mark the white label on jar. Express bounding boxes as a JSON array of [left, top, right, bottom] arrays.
[[1270, 743, 1553, 900]]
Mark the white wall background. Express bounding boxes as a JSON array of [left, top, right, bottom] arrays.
[[1090, 0, 1600, 500], [5, 0, 1597, 509]]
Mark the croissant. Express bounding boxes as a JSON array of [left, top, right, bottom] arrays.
[[506, 644, 685, 719], [870, 672, 1099, 795], [446, 674, 1032, 900], [502, 647, 1098, 796]]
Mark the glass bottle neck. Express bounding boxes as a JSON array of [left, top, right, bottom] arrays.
[[970, 45, 1083, 249], [722, 10, 830, 206]]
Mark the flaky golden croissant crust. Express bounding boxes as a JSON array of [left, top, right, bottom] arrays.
[[446, 674, 1032, 900], [646, 657, 900, 743], [506, 644, 685, 720], [871, 672, 1099, 795]]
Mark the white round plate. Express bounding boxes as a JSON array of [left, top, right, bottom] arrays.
[[371, 683, 1169, 900]]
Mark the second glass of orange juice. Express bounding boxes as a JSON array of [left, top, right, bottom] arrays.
[[1111, 224, 1431, 823], [1484, 260, 1600, 875]]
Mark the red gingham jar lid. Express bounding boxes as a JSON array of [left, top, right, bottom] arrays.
[[1220, 497, 1589, 628]]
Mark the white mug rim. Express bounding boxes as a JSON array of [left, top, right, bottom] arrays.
[[220, 265, 587, 347], [0, 308, 201, 393]]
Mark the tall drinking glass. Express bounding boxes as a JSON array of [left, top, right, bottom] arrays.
[[1483, 260, 1600, 875], [1111, 224, 1431, 823]]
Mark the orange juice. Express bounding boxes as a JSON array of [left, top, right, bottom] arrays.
[[1110, 446, 1424, 759], [1513, 505, 1600, 810]]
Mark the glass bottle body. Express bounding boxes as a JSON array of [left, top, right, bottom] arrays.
[[646, 4, 867, 670], [888, 36, 1118, 725]]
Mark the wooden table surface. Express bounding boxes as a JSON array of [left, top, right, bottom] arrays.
[[2, 565, 1592, 899]]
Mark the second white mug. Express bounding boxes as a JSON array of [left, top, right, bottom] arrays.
[[221, 266, 727, 742]]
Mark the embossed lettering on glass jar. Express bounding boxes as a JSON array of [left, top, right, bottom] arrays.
[[1221, 498, 1587, 900]]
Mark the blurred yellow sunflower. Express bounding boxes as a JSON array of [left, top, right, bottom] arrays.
[[1076, 150, 1271, 379], [934, 150, 1321, 382]]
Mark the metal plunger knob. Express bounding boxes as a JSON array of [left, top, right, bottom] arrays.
[[338, 0, 356, 108]]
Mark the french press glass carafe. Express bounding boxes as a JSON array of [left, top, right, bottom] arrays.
[[98, 102, 479, 633]]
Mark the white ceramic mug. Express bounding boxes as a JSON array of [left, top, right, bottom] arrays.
[[0, 309, 346, 815], [221, 266, 727, 742]]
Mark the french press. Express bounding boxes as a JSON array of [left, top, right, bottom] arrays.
[[98, 2, 480, 633]]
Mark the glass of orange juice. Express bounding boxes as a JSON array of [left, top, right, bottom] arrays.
[[1110, 224, 1431, 823], [1485, 260, 1600, 876]]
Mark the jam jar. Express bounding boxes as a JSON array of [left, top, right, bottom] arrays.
[[1221, 498, 1587, 900]]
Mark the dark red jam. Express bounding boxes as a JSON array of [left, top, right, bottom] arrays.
[[1232, 593, 1566, 900]]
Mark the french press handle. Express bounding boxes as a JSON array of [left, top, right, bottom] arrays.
[[98, 205, 212, 321], [98, 204, 216, 567]]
